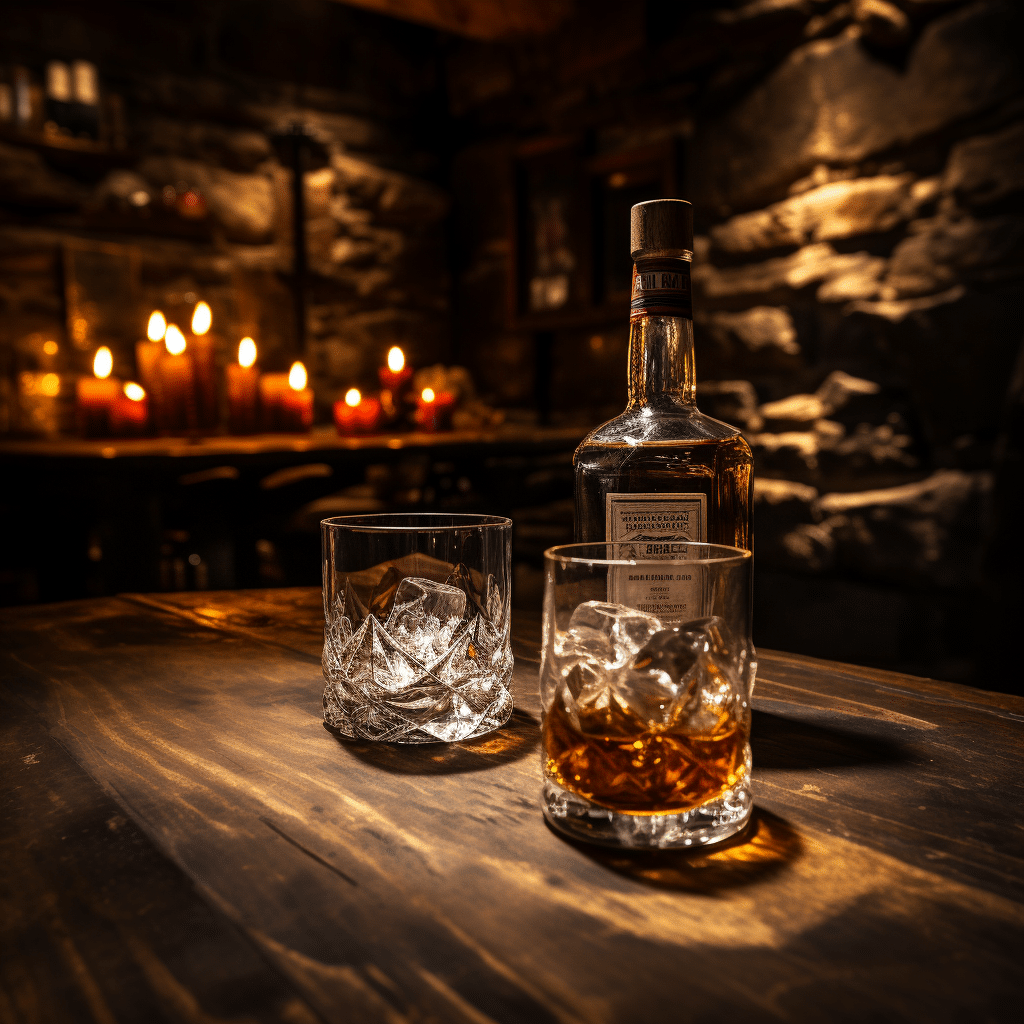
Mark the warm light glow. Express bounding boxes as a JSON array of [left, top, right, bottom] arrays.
[[43, 340, 59, 356], [387, 346, 405, 373], [238, 337, 257, 368], [344, 387, 361, 407], [421, 387, 435, 402], [40, 373, 60, 397], [93, 346, 113, 379], [164, 324, 186, 356], [191, 301, 212, 336], [147, 311, 167, 342], [124, 382, 146, 402], [288, 361, 308, 391]]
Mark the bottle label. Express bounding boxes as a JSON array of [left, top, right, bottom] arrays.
[[605, 492, 707, 621], [630, 259, 692, 321]]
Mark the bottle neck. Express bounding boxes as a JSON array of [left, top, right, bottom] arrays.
[[626, 255, 695, 409], [626, 314, 696, 409]]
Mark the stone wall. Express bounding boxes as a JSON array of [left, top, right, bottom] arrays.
[[0, 0, 450, 421], [447, 0, 1024, 683]]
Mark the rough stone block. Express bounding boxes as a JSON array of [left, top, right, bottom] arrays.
[[883, 211, 1024, 298], [753, 478, 833, 573], [710, 174, 917, 254], [696, 1, 1024, 212], [697, 379, 763, 430], [695, 243, 886, 303], [0, 143, 87, 210], [138, 157, 275, 243], [943, 120, 1024, 207], [332, 153, 448, 228], [696, 305, 801, 374], [814, 469, 991, 585]]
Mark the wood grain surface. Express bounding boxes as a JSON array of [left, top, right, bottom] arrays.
[[2, 588, 1022, 1023]]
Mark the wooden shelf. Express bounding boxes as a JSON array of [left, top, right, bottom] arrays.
[[0, 423, 587, 461]]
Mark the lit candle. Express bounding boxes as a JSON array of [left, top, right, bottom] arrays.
[[189, 300, 218, 429], [136, 310, 166, 418], [333, 387, 382, 435], [378, 345, 412, 393], [281, 361, 313, 431], [226, 337, 260, 434], [77, 346, 120, 437], [110, 381, 149, 436], [159, 324, 197, 432], [414, 386, 455, 432]]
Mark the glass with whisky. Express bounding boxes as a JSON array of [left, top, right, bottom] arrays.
[[540, 541, 755, 848], [574, 199, 753, 624]]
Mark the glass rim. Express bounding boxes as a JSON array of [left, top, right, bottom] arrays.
[[544, 540, 751, 568], [322, 512, 512, 533]]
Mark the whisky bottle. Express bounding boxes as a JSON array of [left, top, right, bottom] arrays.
[[574, 199, 753, 616]]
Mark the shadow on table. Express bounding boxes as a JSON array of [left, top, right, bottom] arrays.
[[752, 709, 914, 769], [556, 808, 803, 894], [325, 706, 540, 774]]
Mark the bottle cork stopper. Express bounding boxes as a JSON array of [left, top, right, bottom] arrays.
[[630, 199, 694, 259]]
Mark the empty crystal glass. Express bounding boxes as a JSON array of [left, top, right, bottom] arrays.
[[322, 514, 514, 743], [540, 542, 755, 848]]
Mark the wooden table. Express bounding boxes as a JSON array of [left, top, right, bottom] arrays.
[[3, 589, 1022, 1023]]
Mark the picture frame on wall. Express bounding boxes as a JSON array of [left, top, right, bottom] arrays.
[[510, 137, 590, 327]]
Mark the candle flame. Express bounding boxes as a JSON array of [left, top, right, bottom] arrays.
[[164, 324, 186, 355], [387, 346, 405, 373], [238, 337, 257, 368], [421, 387, 435, 402], [124, 381, 146, 402], [93, 346, 113, 379], [191, 301, 212, 336], [344, 388, 361, 407], [147, 311, 166, 342], [289, 361, 307, 391]]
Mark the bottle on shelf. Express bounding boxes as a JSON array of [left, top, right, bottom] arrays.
[[573, 198, 753, 617]]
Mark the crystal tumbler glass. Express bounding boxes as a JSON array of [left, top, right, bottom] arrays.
[[322, 513, 514, 743], [540, 542, 755, 849]]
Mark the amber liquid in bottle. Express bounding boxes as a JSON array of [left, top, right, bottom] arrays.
[[574, 306, 753, 552]]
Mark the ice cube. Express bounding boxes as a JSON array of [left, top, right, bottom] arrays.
[[386, 577, 468, 631], [568, 602, 663, 658], [607, 628, 698, 727]]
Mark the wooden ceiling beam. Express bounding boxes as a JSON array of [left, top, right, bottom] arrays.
[[328, 0, 573, 40]]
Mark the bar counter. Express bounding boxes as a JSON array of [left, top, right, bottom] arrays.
[[2, 588, 1022, 1022]]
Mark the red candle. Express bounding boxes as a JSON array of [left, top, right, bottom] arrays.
[[334, 388, 382, 435], [226, 337, 260, 434], [159, 324, 197, 432], [281, 361, 313, 432], [189, 301, 218, 428], [77, 346, 119, 437], [414, 387, 455, 432], [110, 381, 150, 436], [136, 311, 166, 416], [378, 346, 412, 394], [259, 372, 290, 431]]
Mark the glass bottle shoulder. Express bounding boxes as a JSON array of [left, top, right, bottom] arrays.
[[575, 401, 751, 458]]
